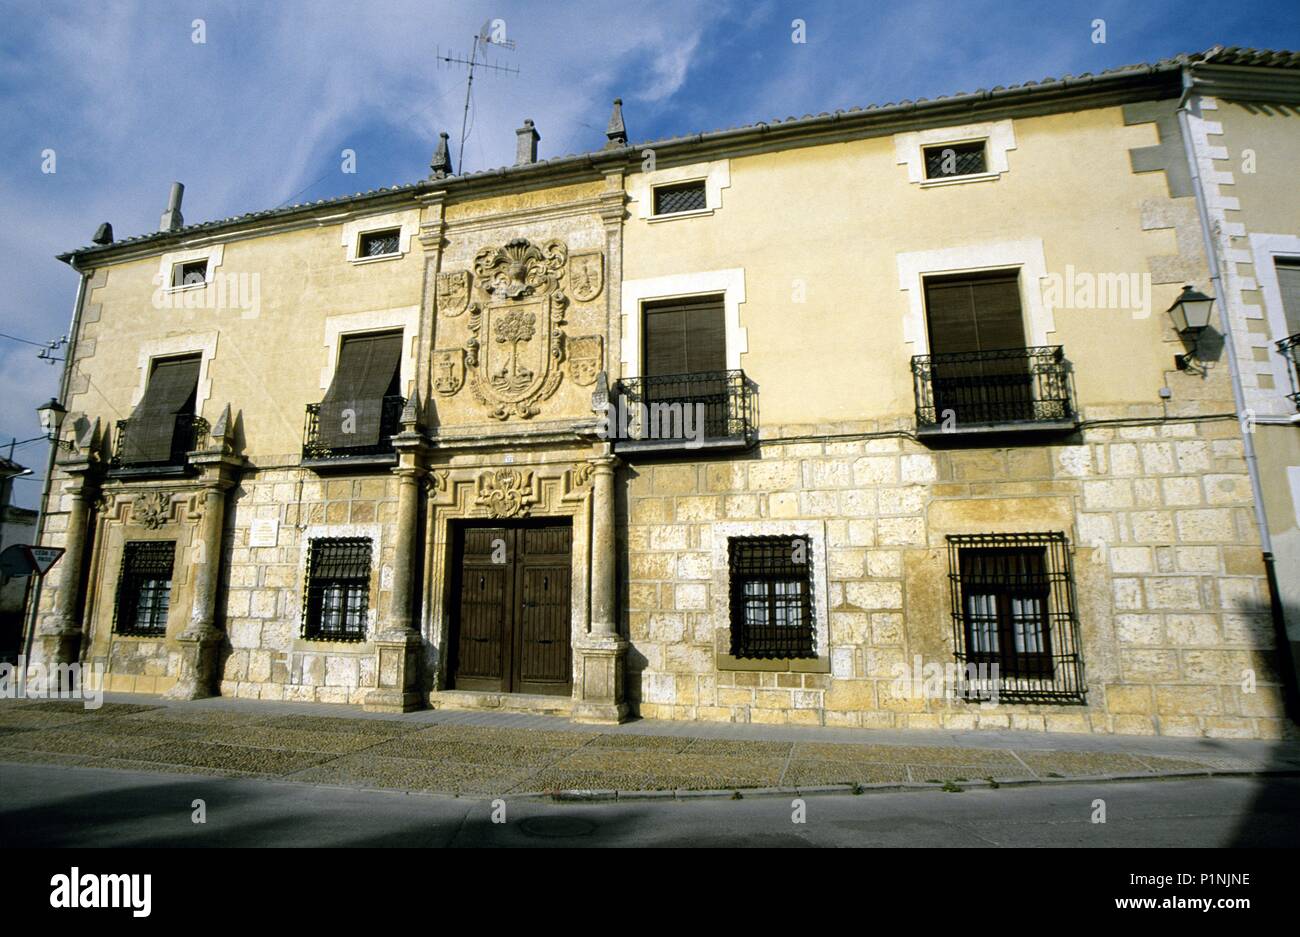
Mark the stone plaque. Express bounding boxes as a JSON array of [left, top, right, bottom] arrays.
[[249, 518, 280, 548]]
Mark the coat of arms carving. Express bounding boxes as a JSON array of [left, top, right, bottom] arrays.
[[132, 491, 171, 529], [436, 271, 471, 316], [568, 335, 603, 387], [568, 251, 604, 302], [476, 468, 537, 518], [433, 348, 465, 396], [465, 238, 570, 420]]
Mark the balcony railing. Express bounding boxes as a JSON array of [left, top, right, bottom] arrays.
[[302, 395, 405, 464], [110, 414, 208, 472], [911, 345, 1077, 435], [1278, 333, 1300, 410], [611, 370, 756, 453]]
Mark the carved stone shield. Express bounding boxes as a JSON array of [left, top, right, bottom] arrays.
[[568, 335, 603, 386], [437, 271, 471, 316], [568, 252, 604, 302], [433, 348, 465, 396]]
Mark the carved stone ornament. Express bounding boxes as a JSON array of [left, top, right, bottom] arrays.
[[568, 335, 603, 387], [475, 468, 537, 518], [466, 237, 570, 420], [132, 491, 171, 529], [436, 270, 471, 316], [568, 251, 604, 302], [570, 462, 595, 489], [433, 348, 465, 396]]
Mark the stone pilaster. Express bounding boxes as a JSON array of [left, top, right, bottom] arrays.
[[30, 456, 100, 675], [573, 454, 628, 723]]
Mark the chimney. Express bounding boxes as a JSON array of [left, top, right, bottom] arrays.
[[430, 131, 453, 178], [92, 222, 114, 245], [159, 182, 184, 232], [515, 119, 540, 165], [604, 98, 627, 149]]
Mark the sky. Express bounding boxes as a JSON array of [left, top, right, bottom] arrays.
[[1, 0, 1297, 507]]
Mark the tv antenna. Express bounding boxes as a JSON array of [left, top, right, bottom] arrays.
[[437, 20, 520, 173]]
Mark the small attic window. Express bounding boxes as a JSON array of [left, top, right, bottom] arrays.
[[359, 228, 401, 259], [923, 141, 988, 180], [653, 180, 708, 216], [171, 259, 208, 288]]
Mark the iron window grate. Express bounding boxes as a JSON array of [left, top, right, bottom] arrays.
[[653, 180, 707, 215], [114, 541, 175, 636], [303, 538, 372, 641], [359, 228, 401, 257], [924, 141, 988, 179], [728, 535, 816, 660], [946, 532, 1085, 702]]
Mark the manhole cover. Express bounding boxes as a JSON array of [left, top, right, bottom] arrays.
[[518, 816, 598, 839]]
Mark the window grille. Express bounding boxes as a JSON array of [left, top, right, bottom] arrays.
[[114, 541, 175, 636], [728, 535, 815, 660], [923, 141, 988, 179], [359, 228, 400, 257], [303, 538, 372, 640], [946, 532, 1085, 702], [653, 180, 707, 215]]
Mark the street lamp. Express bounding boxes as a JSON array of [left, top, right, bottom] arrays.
[[1168, 285, 1215, 372], [35, 398, 73, 449]]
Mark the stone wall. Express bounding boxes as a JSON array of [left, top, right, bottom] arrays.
[[622, 415, 1289, 739]]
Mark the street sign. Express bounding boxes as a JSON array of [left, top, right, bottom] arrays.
[[0, 544, 64, 578], [26, 546, 64, 576]]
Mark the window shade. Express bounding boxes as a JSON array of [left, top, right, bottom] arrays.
[[318, 331, 402, 448], [924, 272, 1026, 355], [121, 355, 201, 463], [1276, 260, 1300, 337], [643, 297, 726, 376]]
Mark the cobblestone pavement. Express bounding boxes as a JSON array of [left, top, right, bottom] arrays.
[[2, 697, 1297, 798]]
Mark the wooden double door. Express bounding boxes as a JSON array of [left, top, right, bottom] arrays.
[[449, 520, 573, 696]]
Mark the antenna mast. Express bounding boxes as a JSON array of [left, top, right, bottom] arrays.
[[436, 21, 519, 173]]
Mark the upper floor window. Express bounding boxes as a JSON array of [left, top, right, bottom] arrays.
[[1276, 258, 1300, 338], [923, 140, 987, 179], [727, 535, 815, 660], [114, 541, 175, 636], [358, 228, 401, 259], [653, 180, 708, 216], [304, 538, 372, 641], [311, 330, 403, 454], [171, 259, 208, 288], [117, 354, 202, 466]]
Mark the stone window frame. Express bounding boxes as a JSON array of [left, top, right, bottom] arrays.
[[1248, 233, 1300, 410], [340, 209, 420, 265], [630, 158, 730, 222], [894, 119, 1016, 188], [156, 244, 224, 295], [111, 540, 177, 637], [619, 269, 748, 379], [711, 520, 830, 673], [895, 239, 1055, 353], [293, 523, 384, 647], [130, 331, 219, 420], [319, 306, 420, 398]]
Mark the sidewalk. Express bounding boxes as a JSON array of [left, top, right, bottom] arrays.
[[2, 694, 1297, 799]]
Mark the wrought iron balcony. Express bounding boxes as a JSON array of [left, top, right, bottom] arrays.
[[302, 395, 405, 466], [911, 345, 1077, 436], [610, 370, 756, 453], [110, 414, 208, 475], [1278, 333, 1300, 410]]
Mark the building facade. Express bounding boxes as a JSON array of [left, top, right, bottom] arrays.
[[26, 47, 1300, 738]]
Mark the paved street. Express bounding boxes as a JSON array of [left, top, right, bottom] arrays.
[[2, 761, 1296, 847]]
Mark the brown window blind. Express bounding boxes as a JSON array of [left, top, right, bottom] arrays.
[[121, 355, 201, 463], [642, 296, 726, 376], [1276, 259, 1300, 337], [924, 271, 1026, 355], [317, 331, 402, 449]]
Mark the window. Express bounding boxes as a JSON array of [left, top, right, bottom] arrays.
[[118, 354, 201, 465], [1275, 258, 1300, 338], [653, 180, 707, 216], [114, 541, 175, 636], [642, 295, 725, 377], [923, 141, 988, 179], [171, 259, 208, 288], [946, 532, 1084, 701], [358, 228, 401, 259], [728, 536, 815, 660], [303, 538, 372, 640], [312, 330, 403, 453]]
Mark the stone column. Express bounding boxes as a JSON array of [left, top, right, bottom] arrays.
[[31, 462, 98, 675], [573, 454, 628, 724], [365, 404, 428, 713]]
